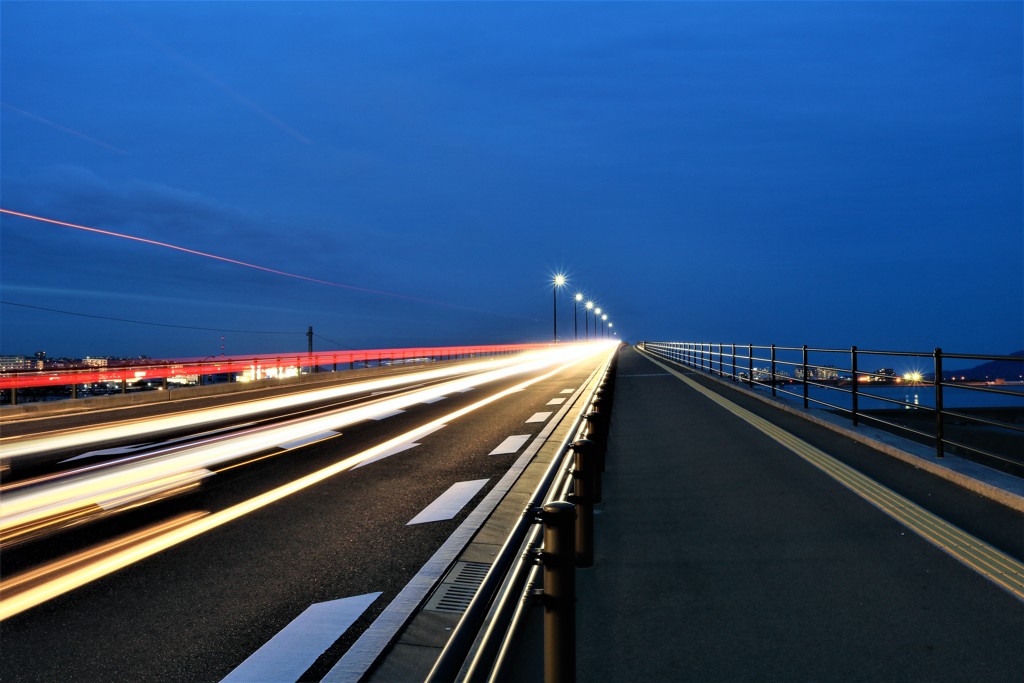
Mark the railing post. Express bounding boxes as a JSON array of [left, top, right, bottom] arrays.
[[770, 344, 777, 397], [718, 344, 723, 376], [747, 344, 753, 387], [851, 346, 859, 426], [934, 347, 944, 458], [571, 439, 597, 567], [802, 345, 809, 409], [540, 501, 576, 683], [731, 344, 737, 382]]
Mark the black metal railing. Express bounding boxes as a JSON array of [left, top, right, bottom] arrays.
[[425, 345, 620, 682], [639, 341, 1024, 472]]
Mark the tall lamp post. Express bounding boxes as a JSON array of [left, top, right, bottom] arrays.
[[585, 301, 594, 341], [601, 314, 608, 339], [552, 274, 566, 343], [594, 307, 602, 340], [573, 293, 583, 342]]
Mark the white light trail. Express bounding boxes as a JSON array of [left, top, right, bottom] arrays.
[[0, 342, 616, 620], [1, 348, 574, 460]]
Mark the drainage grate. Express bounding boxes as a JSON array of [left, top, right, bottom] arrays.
[[424, 561, 491, 614]]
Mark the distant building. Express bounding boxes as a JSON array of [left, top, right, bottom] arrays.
[[0, 355, 30, 371], [82, 357, 109, 367], [795, 365, 839, 381], [753, 367, 790, 381], [872, 368, 899, 383]]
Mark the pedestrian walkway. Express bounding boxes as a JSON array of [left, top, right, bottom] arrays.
[[575, 346, 1024, 682]]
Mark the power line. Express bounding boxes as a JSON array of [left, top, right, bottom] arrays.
[[313, 333, 356, 350], [2, 300, 296, 335]]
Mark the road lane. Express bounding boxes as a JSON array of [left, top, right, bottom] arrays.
[[1, 351, 564, 464], [1, 346, 603, 554], [0, 344, 615, 682]]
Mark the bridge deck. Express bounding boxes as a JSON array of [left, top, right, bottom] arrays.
[[573, 346, 1023, 681]]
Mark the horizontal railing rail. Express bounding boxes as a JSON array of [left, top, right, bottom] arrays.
[[0, 343, 553, 405], [639, 341, 1024, 472]]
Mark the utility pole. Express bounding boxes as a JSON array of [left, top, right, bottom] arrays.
[[307, 326, 316, 374]]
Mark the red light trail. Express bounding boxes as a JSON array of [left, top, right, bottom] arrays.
[[0, 208, 463, 310]]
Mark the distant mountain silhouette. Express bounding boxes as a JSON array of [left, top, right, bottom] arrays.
[[946, 350, 1024, 381]]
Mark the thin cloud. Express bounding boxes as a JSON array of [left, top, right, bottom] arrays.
[[96, 6, 312, 145], [0, 208, 533, 320], [1, 103, 129, 155]]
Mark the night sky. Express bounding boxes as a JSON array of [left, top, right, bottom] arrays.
[[2, 1, 1021, 360]]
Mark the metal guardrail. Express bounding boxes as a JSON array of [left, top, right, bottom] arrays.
[[0, 343, 551, 405], [639, 341, 1024, 471], [425, 344, 620, 682]]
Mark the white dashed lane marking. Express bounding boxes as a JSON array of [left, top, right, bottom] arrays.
[[546, 398, 566, 406], [407, 479, 489, 525], [560, 388, 574, 394], [489, 434, 532, 455], [221, 593, 381, 683], [526, 412, 552, 423]]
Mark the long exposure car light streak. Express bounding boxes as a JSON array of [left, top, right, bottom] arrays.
[[0, 343, 616, 620], [0, 512, 208, 596], [0, 469, 210, 549], [1, 345, 597, 536], [1, 349, 563, 461]]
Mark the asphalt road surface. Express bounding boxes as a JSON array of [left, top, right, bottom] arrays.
[[1, 344, 614, 682]]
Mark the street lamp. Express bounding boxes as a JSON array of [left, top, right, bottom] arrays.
[[601, 314, 608, 339], [594, 307, 602, 340], [585, 300, 594, 341], [552, 274, 566, 343], [573, 293, 583, 342]]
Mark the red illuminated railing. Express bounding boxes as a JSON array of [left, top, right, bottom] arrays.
[[0, 343, 551, 391]]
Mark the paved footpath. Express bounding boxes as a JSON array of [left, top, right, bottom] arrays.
[[576, 346, 1024, 682]]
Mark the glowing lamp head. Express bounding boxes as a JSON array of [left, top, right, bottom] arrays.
[[602, 314, 608, 321], [553, 274, 566, 287], [595, 307, 602, 315], [608, 323, 613, 328], [586, 301, 594, 310], [575, 292, 584, 302]]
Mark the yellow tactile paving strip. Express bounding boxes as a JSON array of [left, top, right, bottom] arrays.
[[644, 353, 1024, 603]]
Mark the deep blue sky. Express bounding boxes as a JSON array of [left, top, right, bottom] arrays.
[[2, 1, 1021, 359]]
